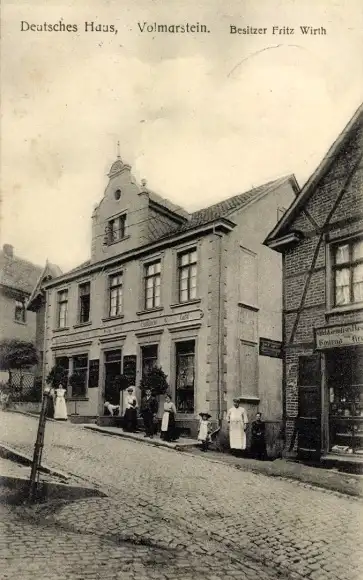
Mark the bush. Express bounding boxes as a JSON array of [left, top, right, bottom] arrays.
[[46, 365, 68, 388], [140, 366, 169, 396]]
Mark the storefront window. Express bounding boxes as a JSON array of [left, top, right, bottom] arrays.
[[327, 347, 363, 455], [71, 354, 88, 398], [141, 345, 158, 381], [333, 238, 363, 306], [175, 341, 195, 413]]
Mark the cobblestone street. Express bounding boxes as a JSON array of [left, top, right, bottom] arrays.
[[1, 411, 362, 580]]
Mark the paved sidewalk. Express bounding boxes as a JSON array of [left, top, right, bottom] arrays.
[[84, 424, 199, 449]]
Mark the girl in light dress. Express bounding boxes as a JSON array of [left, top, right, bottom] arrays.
[[198, 412, 212, 452], [160, 393, 178, 442], [54, 385, 68, 420]]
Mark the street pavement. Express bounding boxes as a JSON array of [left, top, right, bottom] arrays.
[[0, 410, 362, 580]]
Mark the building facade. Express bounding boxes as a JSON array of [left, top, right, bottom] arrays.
[[265, 103, 363, 461], [40, 156, 297, 443]]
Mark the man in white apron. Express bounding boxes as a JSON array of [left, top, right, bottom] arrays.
[[227, 398, 248, 453]]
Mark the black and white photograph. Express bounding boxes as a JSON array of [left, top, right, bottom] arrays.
[[0, 0, 362, 578]]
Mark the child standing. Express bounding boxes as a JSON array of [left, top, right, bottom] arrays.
[[198, 412, 212, 452]]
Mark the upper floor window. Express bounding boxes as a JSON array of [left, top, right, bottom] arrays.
[[57, 290, 68, 328], [109, 273, 123, 317], [144, 261, 161, 309], [78, 282, 91, 324], [178, 249, 197, 303], [14, 298, 26, 323], [107, 214, 126, 244], [333, 238, 363, 306]]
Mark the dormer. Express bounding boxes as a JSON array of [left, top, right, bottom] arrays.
[[91, 154, 189, 262]]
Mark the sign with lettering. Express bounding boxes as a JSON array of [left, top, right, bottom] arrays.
[[315, 322, 363, 349], [88, 359, 100, 388], [259, 338, 283, 358], [123, 355, 137, 386]]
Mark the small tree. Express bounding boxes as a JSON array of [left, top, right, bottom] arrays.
[[46, 364, 68, 389], [68, 372, 85, 398], [140, 365, 169, 396]]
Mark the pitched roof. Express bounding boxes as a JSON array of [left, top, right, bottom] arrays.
[[0, 248, 43, 295], [265, 102, 363, 246], [27, 261, 63, 310]]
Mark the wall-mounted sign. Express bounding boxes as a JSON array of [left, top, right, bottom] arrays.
[[315, 322, 363, 349], [88, 359, 100, 388], [259, 338, 283, 359], [123, 355, 137, 386]]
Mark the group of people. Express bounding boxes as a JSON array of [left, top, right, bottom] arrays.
[[105, 386, 179, 442], [197, 398, 267, 459]]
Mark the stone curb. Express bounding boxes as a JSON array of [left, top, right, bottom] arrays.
[[0, 443, 70, 481], [83, 424, 199, 451]]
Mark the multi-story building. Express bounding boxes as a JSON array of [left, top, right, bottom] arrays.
[[39, 155, 297, 445], [264, 103, 363, 462]]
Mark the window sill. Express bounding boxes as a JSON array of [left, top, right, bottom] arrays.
[[73, 321, 92, 329], [68, 397, 89, 402], [326, 303, 363, 316], [238, 396, 260, 403], [14, 319, 27, 325], [105, 235, 130, 247], [102, 315, 124, 322], [136, 307, 164, 316], [170, 299, 201, 309], [53, 327, 70, 332]]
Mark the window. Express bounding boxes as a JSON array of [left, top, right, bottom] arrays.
[[144, 261, 161, 309], [57, 290, 68, 328], [55, 356, 69, 384], [104, 349, 122, 405], [107, 214, 126, 244], [109, 273, 123, 317], [178, 249, 197, 303], [332, 238, 363, 306], [14, 299, 26, 323], [141, 345, 158, 381], [71, 354, 88, 398], [79, 282, 91, 323], [175, 341, 195, 413]]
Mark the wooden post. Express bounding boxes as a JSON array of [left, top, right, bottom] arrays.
[[28, 388, 50, 502]]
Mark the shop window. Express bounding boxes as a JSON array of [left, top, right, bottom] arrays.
[[54, 356, 69, 384], [78, 282, 91, 323], [14, 298, 26, 323], [141, 345, 158, 381], [178, 249, 197, 303], [71, 354, 88, 398], [175, 341, 195, 413], [104, 349, 122, 406], [144, 261, 161, 310], [57, 290, 68, 328], [332, 238, 363, 306], [108, 273, 123, 317]]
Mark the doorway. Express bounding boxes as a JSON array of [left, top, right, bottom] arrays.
[[104, 349, 122, 406]]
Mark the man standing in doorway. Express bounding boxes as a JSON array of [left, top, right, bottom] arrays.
[[140, 388, 158, 438]]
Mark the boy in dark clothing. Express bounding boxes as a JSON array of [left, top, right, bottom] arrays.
[[251, 412, 268, 460], [140, 388, 158, 438]]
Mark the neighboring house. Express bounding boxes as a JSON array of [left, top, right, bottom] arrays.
[[40, 155, 297, 444], [264, 103, 363, 462], [0, 243, 43, 383]]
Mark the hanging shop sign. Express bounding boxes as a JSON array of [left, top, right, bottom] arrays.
[[315, 322, 363, 349], [259, 337, 283, 358]]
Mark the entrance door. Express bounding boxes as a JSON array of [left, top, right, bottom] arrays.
[[104, 350, 122, 406], [297, 354, 322, 459]]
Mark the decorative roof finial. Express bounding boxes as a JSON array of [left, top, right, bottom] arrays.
[[116, 140, 121, 159], [141, 179, 147, 188]]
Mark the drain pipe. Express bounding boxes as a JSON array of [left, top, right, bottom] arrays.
[[213, 225, 224, 428]]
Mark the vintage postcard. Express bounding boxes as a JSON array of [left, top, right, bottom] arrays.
[[0, 0, 362, 579]]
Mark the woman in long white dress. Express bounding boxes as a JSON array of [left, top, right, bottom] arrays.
[[54, 385, 68, 420], [227, 398, 248, 452]]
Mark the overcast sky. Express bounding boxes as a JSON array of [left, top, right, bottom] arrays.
[[1, 0, 362, 272]]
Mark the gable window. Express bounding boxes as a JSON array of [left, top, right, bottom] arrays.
[[178, 249, 197, 303], [333, 238, 363, 306], [144, 261, 161, 309], [14, 298, 26, 323], [109, 273, 123, 317], [57, 290, 68, 328], [79, 282, 91, 323], [108, 214, 126, 244]]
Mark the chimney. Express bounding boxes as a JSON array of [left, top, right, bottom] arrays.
[[3, 244, 14, 258]]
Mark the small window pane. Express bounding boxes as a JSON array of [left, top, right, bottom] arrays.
[[154, 295, 161, 307], [180, 254, 189, 266], [353, 264, 363, 302], [180, 268, 189, 280], [190, 251, 197, 263], [353, 240, 363, 261], [335, 244, 349, 264], [146, 297, 153, 309], [335, 268, 350, 305], [155, 262, 161, 273], [190, 286, 197, 299]]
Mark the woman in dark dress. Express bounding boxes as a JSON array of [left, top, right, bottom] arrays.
[[251, 412, 268, 460], [123, 386, 138, 432]]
